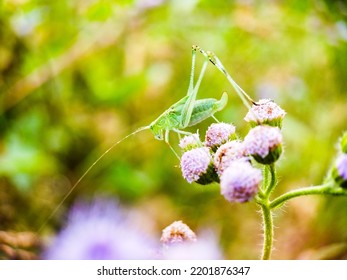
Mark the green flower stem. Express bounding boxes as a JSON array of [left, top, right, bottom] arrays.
[[265, 163, 276, 196], [270, 184, 347, 210], [260, 202, 273, 260], [258, 180, 347, 260], [256, 164, 347, 260], [262, 165, 270, 192], [257, 163, 277, 260]]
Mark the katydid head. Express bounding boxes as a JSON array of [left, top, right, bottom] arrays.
[[149, 122, 164, 140]]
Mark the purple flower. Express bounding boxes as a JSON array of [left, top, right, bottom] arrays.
[[180, 147, 218, 184], [160, 221, 197, 246], [243, 125, 283, 164], [335, 154, 347, 188], [244, 99, 286, 128], [43, 199, 156, 260], [205, 123, 236, 150], [336, 154, 347, 180], [220, 160, 262, 203], [214, 140, 248, 175]]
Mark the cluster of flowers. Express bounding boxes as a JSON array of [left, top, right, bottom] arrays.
[[179, 99, 286, 203], [44, 199, 222, 260], [43, 99, 347, 260]]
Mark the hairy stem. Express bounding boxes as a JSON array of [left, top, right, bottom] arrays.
[[257, 163, 277, 260], [258, 180, 347, 259], [270, 184, 347, 209], [260, 203, 273, 260], [262, 166, 270, 192], [265, 163, 277, 196]]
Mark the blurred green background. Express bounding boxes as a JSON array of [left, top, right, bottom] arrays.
[[1, 0, 347, 259]]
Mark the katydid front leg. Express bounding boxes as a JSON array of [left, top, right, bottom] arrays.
[[180, 46, 209, 128]]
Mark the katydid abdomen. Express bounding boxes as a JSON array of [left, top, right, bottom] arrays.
[[187, 92, 228, 127], [149, 92, 228, 141]]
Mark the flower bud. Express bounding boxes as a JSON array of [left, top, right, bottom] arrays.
[[220, 160, 262, 203], [214, 140, 249, 176], [205, 123, 236, 151], [244, 99, 286, 128], [340, 131, 347, 154], [161, 231, 223, 260], [179, 133, 201, 152], [333, 154, 347, 189], [243, 125, 283, 165], [160, 221, 197, 246], [180, 147, 219, 185]]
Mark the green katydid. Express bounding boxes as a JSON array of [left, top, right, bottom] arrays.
[[38, 45, 256, 232]]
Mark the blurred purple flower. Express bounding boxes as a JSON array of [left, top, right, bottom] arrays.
[[160, 220, 197, 246], [336, 154, 347, 181], [43, 199, 156, 260]]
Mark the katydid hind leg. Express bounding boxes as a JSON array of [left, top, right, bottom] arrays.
[[179, 46, 199, 128], [181, 51, 209, 128], [187, 46, 197, 95], [196, 46, 256, 110], [209, 55, 261, 124], [211, 54, 255, 108]]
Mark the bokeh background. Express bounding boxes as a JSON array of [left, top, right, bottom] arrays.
[[1, 0, 347, 260]]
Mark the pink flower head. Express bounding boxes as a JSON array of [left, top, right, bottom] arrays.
[[220, 160, 262, 203], [243, 125, 283, 164], [205, 123, 236, 150], [161, 231, 223, 260], [214, 140, 248, 176], [180, 147, 217, 184], [160, 221, 197, 246], [179, 133, 201, 151], [245, 99, 286, 128]]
